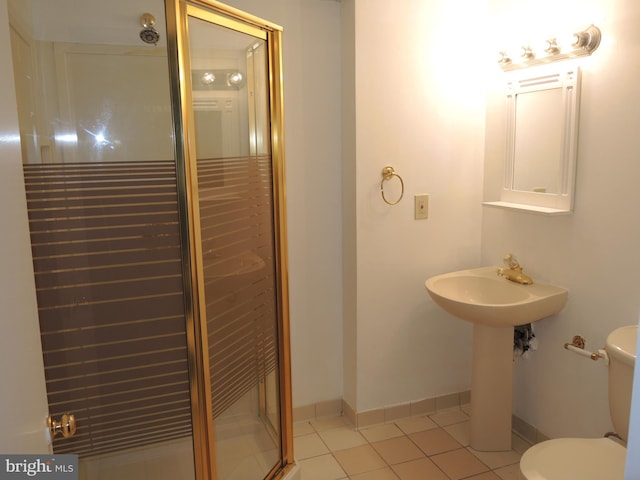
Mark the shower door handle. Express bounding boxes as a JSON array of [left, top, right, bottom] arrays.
[[48, 413, 77, 439]]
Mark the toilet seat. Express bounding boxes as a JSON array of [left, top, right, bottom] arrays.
[[519, 437, 626, 479]]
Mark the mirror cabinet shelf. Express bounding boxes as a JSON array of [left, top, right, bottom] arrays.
[[482, 200, 572, 216]]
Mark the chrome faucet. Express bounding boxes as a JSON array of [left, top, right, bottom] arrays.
[[497, 253, 533, 285]]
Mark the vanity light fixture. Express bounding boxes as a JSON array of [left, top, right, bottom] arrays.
[[572, 25, 601, 51], [192, 69, 245, 90], [227, 71, 244, 86], [520, 46, 535, 60], [498, 24, 601, 71], [201, 71, 216, 85], [498, 51, 511, 66], [544, 38, 560, 55]]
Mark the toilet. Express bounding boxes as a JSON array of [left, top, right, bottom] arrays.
[[519, 325, 637, 480]]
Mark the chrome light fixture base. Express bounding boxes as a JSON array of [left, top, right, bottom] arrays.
[[498, 24, 601, 71]]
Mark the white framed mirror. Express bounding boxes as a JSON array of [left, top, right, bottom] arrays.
[[484, 65, 581, 214]]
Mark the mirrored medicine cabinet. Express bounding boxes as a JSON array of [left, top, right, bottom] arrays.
[[483, 65, 581, 214]]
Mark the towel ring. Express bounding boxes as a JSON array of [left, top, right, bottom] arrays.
[[380, 166, 404, 205]]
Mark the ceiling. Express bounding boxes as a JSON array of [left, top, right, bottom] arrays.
[[28, 0, 257, 51]]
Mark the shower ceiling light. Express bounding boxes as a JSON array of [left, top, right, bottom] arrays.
[[498, 24, 601, 71], [201, 72, 216, 85], [227, 72, 244, 86], [191, 69, 245, 90]]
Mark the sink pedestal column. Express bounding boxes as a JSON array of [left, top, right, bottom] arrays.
[[470, 324, 513, 451]]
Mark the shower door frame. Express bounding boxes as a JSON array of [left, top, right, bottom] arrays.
[[164, 1, 293, 479]]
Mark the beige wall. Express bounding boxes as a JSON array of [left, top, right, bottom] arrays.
[[222, 0, 346, 408], [483, 0, 640, 438], [346, 0, 487, 412], [220, 0, 488, 413]]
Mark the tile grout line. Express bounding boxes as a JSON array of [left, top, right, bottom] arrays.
[[295, 407, 525, 479]]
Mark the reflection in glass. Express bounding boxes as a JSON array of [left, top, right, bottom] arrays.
[[8, 1, 195, 478], [512, 87, 563, 194], [9, 1, 287, 478], [187, 14, 282, 480]]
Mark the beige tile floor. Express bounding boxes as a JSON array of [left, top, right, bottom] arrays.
[[294, 407, 531, 480]]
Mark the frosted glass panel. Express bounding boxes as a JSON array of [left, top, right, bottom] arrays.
[[187, 13, 281, 480], [8, 1, 196, 478]]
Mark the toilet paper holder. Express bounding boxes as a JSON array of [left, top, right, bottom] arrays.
[[564, 335, 608, 362]]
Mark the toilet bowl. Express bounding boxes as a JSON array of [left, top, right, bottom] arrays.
[[519, 437, 626, 479], [519, 325, 637, 480]]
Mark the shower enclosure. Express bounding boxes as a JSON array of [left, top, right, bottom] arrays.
[[7, 0, 292, 479]]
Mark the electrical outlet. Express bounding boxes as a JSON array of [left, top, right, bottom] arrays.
[[414, 194, 429, 220]]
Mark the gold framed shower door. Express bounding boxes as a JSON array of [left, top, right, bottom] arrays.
[[164, 1, 293, 479]]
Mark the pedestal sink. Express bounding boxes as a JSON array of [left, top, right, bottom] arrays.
[[425, 266, 568, 451]]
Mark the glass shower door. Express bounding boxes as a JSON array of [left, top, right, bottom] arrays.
[[8, 1, 197, 478], [182, 7, 284, 479], [9, 0, 291, 477]]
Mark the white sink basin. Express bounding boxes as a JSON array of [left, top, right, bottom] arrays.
[[425, 266, 568, 327]]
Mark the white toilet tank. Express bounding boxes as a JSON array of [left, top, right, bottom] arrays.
[[605, 325, 638, 441]]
